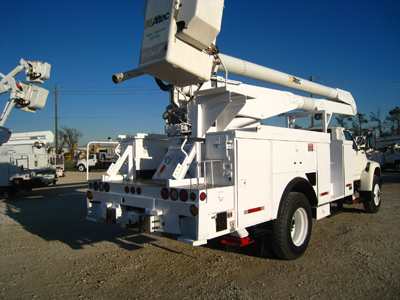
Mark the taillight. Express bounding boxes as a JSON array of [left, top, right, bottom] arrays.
[[104, 183, 110, 192], [137, 187, 142, 195], [125, 186, 129, 193], [161, 188, 169, 200], [93, 182, 99, 191], [88, 182, 92, 189], [179, 190, 188, 202], [130, 187, 135, 194], [170, 189, 178, 201], [190, 192, 196, 201], [99, 182, 104, 191]]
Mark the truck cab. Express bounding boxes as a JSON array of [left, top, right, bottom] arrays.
[[385, 144, 400, 172], [77, 154, 96, 172]]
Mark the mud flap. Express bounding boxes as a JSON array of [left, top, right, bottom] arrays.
[[139, 215, 152, 233], [106, 208, 116, 224]]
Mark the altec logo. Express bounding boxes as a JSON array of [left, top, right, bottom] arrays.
[[145, 12, 170, 30], [288, 75, 301, 85]]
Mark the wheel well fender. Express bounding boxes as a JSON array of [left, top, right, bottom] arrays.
[[360, 161, 381, 191], [277, 177, 317, 217]]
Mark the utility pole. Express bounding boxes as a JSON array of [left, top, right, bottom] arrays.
[[51, 84, 60, 153]]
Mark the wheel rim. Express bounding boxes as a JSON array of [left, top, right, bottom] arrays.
[[373, 184, 381, 206], [291, 207, 308, 246]]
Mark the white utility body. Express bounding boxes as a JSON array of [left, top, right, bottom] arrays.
[[0, 131, 58, 197], [87, 0, 381, 260]]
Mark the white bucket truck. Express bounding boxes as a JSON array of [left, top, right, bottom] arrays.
[[86, 0, 381, 260], [0, 59, 52, 197]]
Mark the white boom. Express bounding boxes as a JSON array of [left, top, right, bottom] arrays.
[[216, 54, 357, 116], [0, 59, 51, 127], [6, 131, 54, 145], [112, 0, 356, 121]]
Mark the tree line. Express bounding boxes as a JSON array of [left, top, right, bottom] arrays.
[[336, 107, 400, 138]]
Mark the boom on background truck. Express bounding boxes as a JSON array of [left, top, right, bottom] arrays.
[[86, 0, 381, 260], [1, 59, 52, 198]]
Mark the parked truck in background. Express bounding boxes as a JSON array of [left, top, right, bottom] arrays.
[[371, 144, 400, 172], [86, 0, 381, 260], [77, 149, 117, 172]]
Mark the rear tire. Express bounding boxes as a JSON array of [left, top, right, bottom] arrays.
[[270, 192, 312, 260], [363, 175, 381, 213]]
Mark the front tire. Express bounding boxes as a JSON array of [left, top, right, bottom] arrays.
[[395, 162, 400, 173], [78, 164, 86, 172], [270, 192, 312, 260], [363, 175, 381, 213]]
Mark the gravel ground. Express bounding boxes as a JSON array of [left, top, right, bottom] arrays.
[[0, 170, 399, 299]]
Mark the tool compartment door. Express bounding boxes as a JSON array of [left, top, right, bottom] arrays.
[[236, 138, 272, 228]]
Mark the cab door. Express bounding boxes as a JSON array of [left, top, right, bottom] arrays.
[[344, 130, 366, 181]]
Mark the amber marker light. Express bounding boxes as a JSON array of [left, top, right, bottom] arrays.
[[190, 205, 198, 217]]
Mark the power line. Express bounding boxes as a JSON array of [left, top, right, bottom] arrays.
[[60, 92, 162, 95], [314, 77, 400, 87]]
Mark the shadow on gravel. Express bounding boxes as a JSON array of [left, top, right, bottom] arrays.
[[4, 172, 396, 256], [381, 171, 400, 184], [2, 183, 157, 251]]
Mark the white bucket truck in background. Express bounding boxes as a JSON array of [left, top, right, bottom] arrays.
[[0, 59, 52, 197], [86, 0, 381, 260]]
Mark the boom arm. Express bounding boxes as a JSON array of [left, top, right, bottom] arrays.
[[112, 0, 357, 131], [216, 54, 357, 116], [0, 59, 51, 126]]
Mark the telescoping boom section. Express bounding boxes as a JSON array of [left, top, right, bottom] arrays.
[[87, 0, 381, 260]]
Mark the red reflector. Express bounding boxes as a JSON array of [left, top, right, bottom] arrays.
[[321, 191, 329, 196], [346, 183, 352, 187], [245, 206, 263, 214], [160, 165, 166, 173], [200, 192, 206, 201]]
